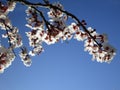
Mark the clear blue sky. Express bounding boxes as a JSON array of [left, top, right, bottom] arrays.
[[0, 0, 120, 90]]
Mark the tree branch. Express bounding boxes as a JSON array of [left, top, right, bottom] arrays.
[[12, 0, 102, 48]]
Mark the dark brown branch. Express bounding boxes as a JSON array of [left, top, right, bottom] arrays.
[[11, 0, 49, 7]]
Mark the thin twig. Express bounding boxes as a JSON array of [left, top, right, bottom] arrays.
[[31, 6, 51, 31]]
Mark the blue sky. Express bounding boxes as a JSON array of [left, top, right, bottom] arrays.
[[0, 0, 120, 90]]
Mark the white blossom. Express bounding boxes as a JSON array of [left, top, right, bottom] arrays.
[[0, 45, 15, 73], [29, 45, 44, 56], [74, 30, 87, 41], [19, 47, 32, 67], [7, 1, 16, 12], [68, 23, 79, 34]]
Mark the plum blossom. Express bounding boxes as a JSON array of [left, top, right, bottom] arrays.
[[26, 7, 44, 30], [2, 27, 23, 48], [0, 45, 15, 73], [0, 1, 16, 20], [29, 45, 44, 56], [26, 29, 47, 48], [83, 27, 116, 63], [0, 1, 22, 48], [47, 2, 64, 18], [7, 1, 16, 12], [74, 30, 87, 41], [0, 1, 16, 30], [68, 23, 79, 34], [19, 47, 32, 67], [0, 16, 12, 30]]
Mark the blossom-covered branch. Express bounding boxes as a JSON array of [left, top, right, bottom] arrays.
[[14, 0, 102, 47], [0, 0, 116, 73]]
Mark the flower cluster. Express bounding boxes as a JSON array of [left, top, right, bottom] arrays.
[[26, 29, 44, 56], [26, 6, 79, 54], [0, 1, 22, 48], [84, 27, 116, 63], [26, 3, 116, 63], [26, 7, 44, 56], [0, 45, 15, 73], [19, 47, 32, 67], [26, 7, 44, 30], [0, 1, 16, 13], [0, 0, 116, 73], [0, 1, 16, 29], [47, 2, 67, 30], [47, 2, 64, 19], [2, 27, 23, 48]]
